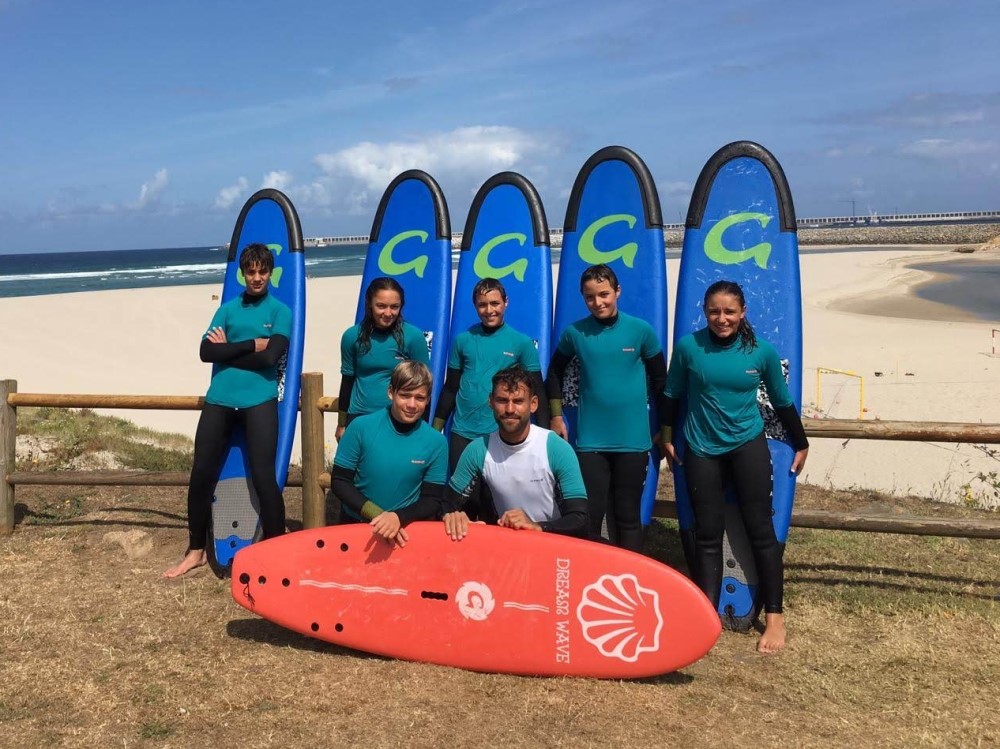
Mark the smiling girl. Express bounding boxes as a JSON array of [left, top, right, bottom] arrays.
[[337, 277, 430, 441], [663, 280, 809, 654]]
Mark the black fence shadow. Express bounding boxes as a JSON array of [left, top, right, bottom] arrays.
[[786, 561, 998, 588], [786, 562, 999, 601], [13, 502, 185, 530]]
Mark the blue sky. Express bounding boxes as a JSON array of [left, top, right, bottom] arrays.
[[1, 0, 997, 253]]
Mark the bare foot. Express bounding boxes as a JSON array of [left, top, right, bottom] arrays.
[[163, 549, 207, 579], [757, 612, 786, 654]]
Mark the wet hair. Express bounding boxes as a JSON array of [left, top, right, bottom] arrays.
[[389, 360, 432, 395], [358, 277, 406, 354], [491, 364, 535, 398], [703, 280, 757, 352], [239, 243, 274, 273], [472, 277, 508, 304], [579, 264, 620, 292]]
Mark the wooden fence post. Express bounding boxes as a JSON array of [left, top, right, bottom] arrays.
[[1, 380, 17, 534], [300, 372, 326, 530]]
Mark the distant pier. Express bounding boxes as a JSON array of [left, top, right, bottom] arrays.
[[303, 210, 1000, 249], [221, 210, 1000, 251]]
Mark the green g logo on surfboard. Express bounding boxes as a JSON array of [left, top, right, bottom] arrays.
[[237, 243, 284, 288], [474, 232, 529, 281], [578, 214, 639, 268], [379, 230, 430, 278], [704, 212, 773, 269]]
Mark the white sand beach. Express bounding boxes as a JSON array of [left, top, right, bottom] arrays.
[[1, 245, 999, 506]]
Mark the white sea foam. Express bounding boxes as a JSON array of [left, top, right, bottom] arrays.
[[0, 262, 225, 283]]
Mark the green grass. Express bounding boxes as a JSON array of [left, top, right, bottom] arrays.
[[138, 722, 173, 740]]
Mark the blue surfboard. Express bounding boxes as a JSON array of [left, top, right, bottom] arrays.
[[672, 141, 802, 631], [208, 189, 305, 576], [356, 171, 452, 414], [552, 146, 667, 530], [452, 171, 552, 377]]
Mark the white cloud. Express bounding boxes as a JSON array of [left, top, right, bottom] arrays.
[[315, 126, 553, 191], [136, 169, 168, 208], [215, 177, 249, 209], [657, 180, 691, 197], [899, 138, 998, 159], [260, 170, 293, 191]]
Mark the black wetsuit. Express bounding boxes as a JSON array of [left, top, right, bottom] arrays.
[[187, 291, 289, 550]]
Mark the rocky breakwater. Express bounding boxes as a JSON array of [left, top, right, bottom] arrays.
[[550, 223, 999, 250], [795, 223, 999, 247]]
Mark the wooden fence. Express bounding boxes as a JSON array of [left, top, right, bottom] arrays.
[[2, 374, 999, 540]]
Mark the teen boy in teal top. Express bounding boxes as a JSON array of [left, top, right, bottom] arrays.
[[204, 285, 291, 408], [164, 243, 291, 579], [332, 361, 447, 547], [546, 264, 669, 552], [433, 278, 549, 480]]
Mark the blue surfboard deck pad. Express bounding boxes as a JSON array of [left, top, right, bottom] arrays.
[[356, 171, 452, 416], [552, 146, 667, 529], [208, 189, 305, 577], [451, 172, 552, 413], [672, 141, 802, 631]]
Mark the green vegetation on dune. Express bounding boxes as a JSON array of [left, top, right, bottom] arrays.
[[16, 407, 193, 472]]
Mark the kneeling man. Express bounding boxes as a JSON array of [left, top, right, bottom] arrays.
[[443, 365, 587, 539]]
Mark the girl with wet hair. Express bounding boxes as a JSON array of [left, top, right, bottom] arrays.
[[336, 277, 430, 441], [663, 279, 809, 654]]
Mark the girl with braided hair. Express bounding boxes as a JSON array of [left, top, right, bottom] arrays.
[[662, 280, 808, 654]]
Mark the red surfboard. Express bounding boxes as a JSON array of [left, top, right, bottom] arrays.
[[232, 524, 720, 678]]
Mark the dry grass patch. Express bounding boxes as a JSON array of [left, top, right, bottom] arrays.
[[0, 483, 997, 748]]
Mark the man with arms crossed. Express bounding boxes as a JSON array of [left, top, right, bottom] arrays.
[[443, 365, 588, 540]]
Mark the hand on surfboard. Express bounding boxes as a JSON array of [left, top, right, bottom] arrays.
[[443, 511, 486, 541], [370, 511, 408, 547], [791, 447, 809, 475], [498, 509, 542, 532]]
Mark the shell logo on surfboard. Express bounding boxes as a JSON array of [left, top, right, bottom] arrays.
[[577, 574, 664, 663]]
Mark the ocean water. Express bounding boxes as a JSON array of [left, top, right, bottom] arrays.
[[911, 258, 1000, 321], [0, 245, 373, 298], [1, 245, 996, 322]]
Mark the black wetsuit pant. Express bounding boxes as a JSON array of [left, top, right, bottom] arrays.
[[683, 432, 783, 614], [577, 450, 648, 552], [186, 400, 285, 550]]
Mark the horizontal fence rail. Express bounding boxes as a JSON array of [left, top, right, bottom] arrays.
[[8, 393, 207, 410], [1, 375, 999, 542]]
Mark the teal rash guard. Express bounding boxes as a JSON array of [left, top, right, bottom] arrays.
[[443, 323, 541, 438], [665, 328, 793, 457], [333, 407, 447, 520], [204, 293, 292, 409], [340, 321, 430, 415], [550, 311, 663, 452]]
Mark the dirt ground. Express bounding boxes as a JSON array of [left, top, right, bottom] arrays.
[[1, 482, 997, 749]]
